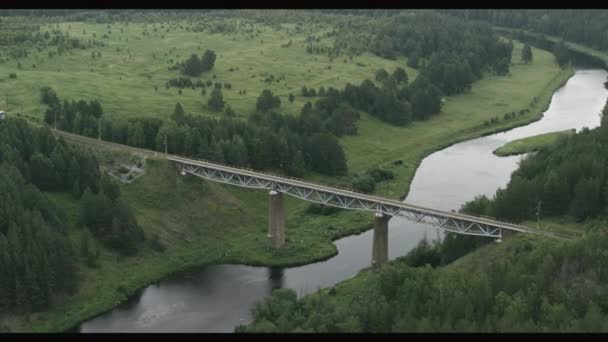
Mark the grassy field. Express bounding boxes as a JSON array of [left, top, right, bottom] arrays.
[[0, 20, 415, 120], [493, 129, 574, 156], [0, 18, 575, 332]]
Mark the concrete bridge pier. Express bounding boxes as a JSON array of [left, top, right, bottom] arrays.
[[371, 212, 390, 270], [268, 190, 285, 248]]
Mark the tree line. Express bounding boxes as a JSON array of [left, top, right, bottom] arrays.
[[443, 10, 608, 53], [299, 69, 442, 129], [42, 86, 104, 139], [42, 88, 348, 177], [367, 11, 514, 89]]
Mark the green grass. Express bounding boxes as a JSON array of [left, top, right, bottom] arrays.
[[0, 20, 415, 120], [493, 129, 574, 156], [0, 19, 576, 333]]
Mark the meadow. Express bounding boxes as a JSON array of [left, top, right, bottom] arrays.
[[0, 19, 414, 120]]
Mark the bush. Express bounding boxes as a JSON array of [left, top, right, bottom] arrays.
[[352, 174, 376, 193], [403, 238, 441, 268], [305, 204, 343, 216], [150, 234, 165, 252], [368, 167, 394, 182], [8, 72, 16, 79]]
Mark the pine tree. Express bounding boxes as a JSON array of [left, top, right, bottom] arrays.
[[208, 88, 225, 111], [521, 43, 533, 64], [171, 102, 185, 124]]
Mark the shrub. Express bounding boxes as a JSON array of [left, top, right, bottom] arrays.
[[368, 167, 394, 182], [352, 174, 376, 194], [150, 234, 165, 252]]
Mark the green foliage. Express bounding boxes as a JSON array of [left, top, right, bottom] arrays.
[[244, 228, 608, 332], [371, 11, 514, 82], [568, 177, 602, 221], [305, 203, 343, 216], [375, 68, 389, 82], [350, 166, 394, 194], [174, 50, 216, 77], [149, 233, 165, 252], [306, 133, 347, 176], [256, 89, 281, 112], [444, 9, 608, 53], [0, 120, 86, 314], [402, 237, 441, 268], [553, 41, 570, 67], [40, 86, 59, 107], [79, 185, 144, 256], [391, 67, 408, 84], [521, 43, 533, 63], [351, 174, 375, 193], [207, 87, 224, 111]]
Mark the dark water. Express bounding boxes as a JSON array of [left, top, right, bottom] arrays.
[[79, 69, 608, 333]]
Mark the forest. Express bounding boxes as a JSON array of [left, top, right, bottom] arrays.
[[0, 118, 142, 315], [442, 10, 608, 53], [238, 226, 608, 332]]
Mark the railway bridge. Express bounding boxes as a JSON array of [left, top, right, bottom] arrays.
[[53, 129, 570, 268]]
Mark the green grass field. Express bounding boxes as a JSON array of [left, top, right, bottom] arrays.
[[493, 129, 574, 156], [0, 20, 415, 120], [0, 19, 575, 332]]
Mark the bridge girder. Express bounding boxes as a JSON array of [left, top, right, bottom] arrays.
[[179, 163, 504, 238]]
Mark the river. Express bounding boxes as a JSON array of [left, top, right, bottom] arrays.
[[79, 68, 608, 333]]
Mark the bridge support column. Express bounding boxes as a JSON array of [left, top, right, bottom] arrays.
[[371, 212, 390, 270], [268, 190, 285, 248]]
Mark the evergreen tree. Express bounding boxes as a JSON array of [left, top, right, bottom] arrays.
[[521, 43, 533, 63], [208, 88, 225, 111], [171, 102, 186, 125], [256, 89, 281, 112]]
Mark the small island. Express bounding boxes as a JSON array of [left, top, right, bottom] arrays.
[[493, 129, 575, 156]]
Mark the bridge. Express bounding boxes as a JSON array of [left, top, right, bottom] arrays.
[[52, 129, 570, 268]]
